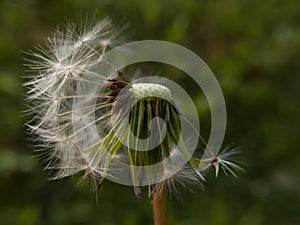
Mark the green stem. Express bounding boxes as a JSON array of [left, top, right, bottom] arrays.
[[153, 186, 168, 225]]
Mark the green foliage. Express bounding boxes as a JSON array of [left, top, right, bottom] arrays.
[[0, 0, 299, 224]]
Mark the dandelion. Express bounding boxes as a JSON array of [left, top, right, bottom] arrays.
[[24, 18, 242, 225]]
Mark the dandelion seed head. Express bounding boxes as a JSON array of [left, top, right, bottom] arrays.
[[24, 17, 242, 199]]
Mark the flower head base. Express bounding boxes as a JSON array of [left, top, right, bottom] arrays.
[[130, 83, 172, 101], [24, 18, 243, 199]]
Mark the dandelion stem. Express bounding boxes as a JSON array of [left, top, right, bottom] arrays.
[[153, 185, 168, 225]]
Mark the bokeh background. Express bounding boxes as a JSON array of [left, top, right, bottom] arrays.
[[1, 0, 300, 224]]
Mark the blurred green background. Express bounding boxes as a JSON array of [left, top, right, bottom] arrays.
[[1, 0, 300, 224]]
